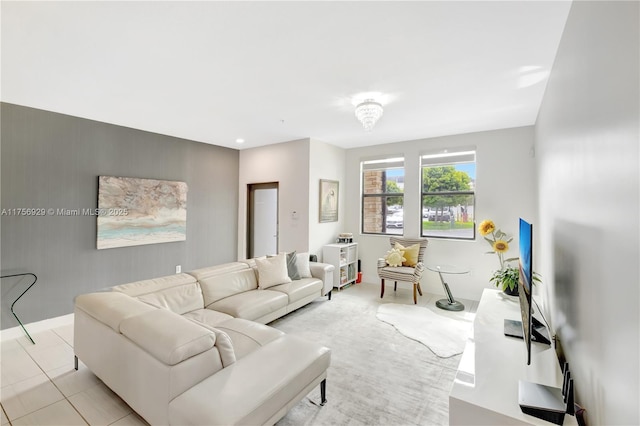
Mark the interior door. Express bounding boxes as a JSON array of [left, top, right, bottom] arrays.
[[247, 183, 278, 258]]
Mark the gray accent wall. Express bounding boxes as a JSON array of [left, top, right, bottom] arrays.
[[1, 103, 239, 328]]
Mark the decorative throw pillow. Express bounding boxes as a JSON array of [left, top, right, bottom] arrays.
[[286, 251, 301, 280], [395, 242, 420, 267], [385, 248, 406, 267], [255, 253, 292, 289], [296, 252, 313, 278]]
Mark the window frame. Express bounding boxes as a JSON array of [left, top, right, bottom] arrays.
[[360, 157, 405, 236], [420, 150, 476, 240]]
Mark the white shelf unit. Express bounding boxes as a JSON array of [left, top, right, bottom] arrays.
[[323, 243, 358, 290]]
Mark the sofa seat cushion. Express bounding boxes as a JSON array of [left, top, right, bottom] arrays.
[[168, 335, 331, 426], [214, 318, 284, 359], [183, 309, 233, 327], [269, 278, 322, 303], [208, 290, 287, 321], [378, 265, 418, 280]]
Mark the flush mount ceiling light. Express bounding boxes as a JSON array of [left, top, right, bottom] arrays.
[[354, 99, 383, 131]]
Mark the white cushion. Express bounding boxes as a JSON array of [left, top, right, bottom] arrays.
[[137, 282, 204, 315], [120, 309, 216, 366], [198, 269, 258, 306], [296, 252, 312, 278], [384, 247, 406, 267], [112, 273, 197, 297], [75, 292, 156, 332], [255, 254, 292, 289]]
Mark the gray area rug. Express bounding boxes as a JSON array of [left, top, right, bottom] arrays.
[[272, 283, 464, 426], [376, 303, 474, 358]]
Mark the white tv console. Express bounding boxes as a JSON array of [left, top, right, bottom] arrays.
[[449, 289, 578, 425]]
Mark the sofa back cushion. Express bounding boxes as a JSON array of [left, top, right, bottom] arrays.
[[120, 309, 217, 366], [75, 292, 156, 332], [198, 269, 258, 307], [112, 273, 204, 315], [189, 262, 249, 281]]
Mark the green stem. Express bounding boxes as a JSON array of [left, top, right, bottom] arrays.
[[492, 230, 505, 270]]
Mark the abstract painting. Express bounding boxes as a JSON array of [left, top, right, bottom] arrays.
[[319, 179, 339, 222], [97, 176, 188, 249]]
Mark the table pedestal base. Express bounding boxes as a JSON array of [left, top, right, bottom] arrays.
[[436, 298, 465, 311], [436, 273, 465, 311]]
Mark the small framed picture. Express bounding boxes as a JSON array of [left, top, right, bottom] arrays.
[[319, 179, 339, 223]]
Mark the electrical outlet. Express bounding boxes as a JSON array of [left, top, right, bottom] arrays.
[[175, 265, 182, 274]]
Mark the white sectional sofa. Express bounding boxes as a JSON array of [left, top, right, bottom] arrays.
[[74, 256, 334, 425]]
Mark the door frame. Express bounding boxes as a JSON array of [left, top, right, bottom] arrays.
[[247, 182, 279, 259]]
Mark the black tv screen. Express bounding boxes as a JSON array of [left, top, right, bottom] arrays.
[[518, 218, 533, 365]]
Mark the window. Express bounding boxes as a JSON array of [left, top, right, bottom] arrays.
[[361, 157, 404, 235], [421, 150, 476, 240]]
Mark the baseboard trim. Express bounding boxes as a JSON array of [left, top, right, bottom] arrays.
[[1, 313, 74, 342]]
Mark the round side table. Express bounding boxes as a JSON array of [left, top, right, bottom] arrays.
[[426, 264, 469, 311]]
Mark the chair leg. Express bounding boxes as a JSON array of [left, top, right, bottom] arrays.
[[413, 284, 417, 304], [320, 379, 327, 406], [394, 282, 397, 292], [380, 279, 385, 298], [416, 282, 423, 296]]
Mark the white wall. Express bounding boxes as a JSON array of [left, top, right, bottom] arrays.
[[308, 139, 347, 258], [238, 139, 310, 259], [534, 1, 639, 424], [345, 126, 537, 301]]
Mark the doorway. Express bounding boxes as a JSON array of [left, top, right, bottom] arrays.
[[247, 182, 279, 258]]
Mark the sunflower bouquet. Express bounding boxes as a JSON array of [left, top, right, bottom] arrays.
[[479, 219, 520, 292]]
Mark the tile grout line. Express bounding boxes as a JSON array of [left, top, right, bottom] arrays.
[[26, 326, 134, 426], [5, 324, 144, 426], [8, 328, 93, 426]]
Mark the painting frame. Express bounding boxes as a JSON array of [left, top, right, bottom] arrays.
[[97, 176, 188, 250], [319, 179, 339, 223]]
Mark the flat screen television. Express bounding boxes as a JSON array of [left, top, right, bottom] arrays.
[[507, 219, 574, 425], [504, 218, 551, 358], [519, 217, 534, 365]]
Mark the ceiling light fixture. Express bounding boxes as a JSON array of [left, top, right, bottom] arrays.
[[354, 99, 383, 131]]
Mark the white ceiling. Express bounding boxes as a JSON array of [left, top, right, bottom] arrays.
[[1, 1, 572, 150]]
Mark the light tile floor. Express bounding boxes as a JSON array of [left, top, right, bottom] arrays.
[[0, 282, 478, 425], [1, 326, 147, 426]]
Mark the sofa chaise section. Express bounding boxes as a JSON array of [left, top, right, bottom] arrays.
[[74, 292, 234, 425], [169, 334, 330, 425]]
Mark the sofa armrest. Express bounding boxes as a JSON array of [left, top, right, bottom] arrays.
[[120, 309, 216, 366], [413, 262, 425, 280], [310, 262, 334, 296]]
